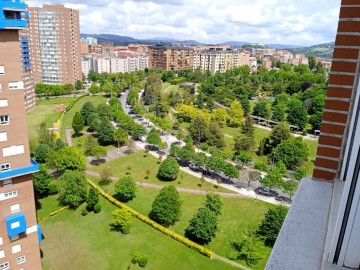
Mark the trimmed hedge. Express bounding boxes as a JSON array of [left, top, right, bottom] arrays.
[[66, 93, 90, 112], [38, 205, 70, 223], [87, 179, 214, 258]]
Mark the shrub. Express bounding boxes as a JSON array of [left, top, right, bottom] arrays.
[[157, 157, 179, 180], [81, 207, 88, 216], [94, 203, 102, 213], [131, 251, 142, 265], [114, 176, 136, 202], [199, 143, 209, 151], [48, 181, 59, 195], [254, 161, 268, 172], [139, 255, 148, 268]]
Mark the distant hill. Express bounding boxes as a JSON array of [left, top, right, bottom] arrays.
[[288, 42, 334, 59]]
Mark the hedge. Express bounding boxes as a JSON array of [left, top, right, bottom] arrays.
[[87, 179, 214, 258], [38, 205, 70, 223], [66, 93, 90, 112]]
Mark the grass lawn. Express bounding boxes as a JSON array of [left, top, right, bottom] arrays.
[[89, 151, 233, 193], [161, 82, 171, 91], [60, 95, 107, 141], [72, 130, 116, 152], [124, 187, 272, 270], [27, 97, 77, 144], [39, 196, 239, 270]]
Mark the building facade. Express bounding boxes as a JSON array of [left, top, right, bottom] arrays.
[[0, 1, 42, 269], [148, 45, 193, 71], [27, 4, 82, 85], [110, 52, 148, 73]]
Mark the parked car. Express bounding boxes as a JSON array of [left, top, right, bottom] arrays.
[[255, 187, 279, 197], [275, 195, 292, 203]]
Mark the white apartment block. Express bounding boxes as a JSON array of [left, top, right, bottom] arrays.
[[81, 57, 91, 77], [110, 55, 148, 73], [193, 50, 250, 74]]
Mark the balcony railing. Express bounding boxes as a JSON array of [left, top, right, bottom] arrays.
[[0, 18, 26, 29], [0, 159, 39, 180], [1, 0, 26, 11]]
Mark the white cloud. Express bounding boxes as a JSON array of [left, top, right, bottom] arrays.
[[25, 0, 342, 46]]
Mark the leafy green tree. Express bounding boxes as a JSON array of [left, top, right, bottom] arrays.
[[97, 104, 112, 120], [257, 205, 288, 246], [240, 96, 250, 115], [88, 113, 100, 132], [253, 100, 270, 118], [80, 101, 96, 125], [282, 180, 298, 200], [101, 80, 114, 96], [38, 122, 55, 147], [234, 134, 255, 153], [110, 208, 133, 234], [33, 166, 53, 198], [204, 193, 223, 215], [192, 153, 208, 167], [97, 118, 114, 145], [86, 187, 99, 211], [185, 207, 218, 244], [261, 168, 283, 195], [54, 146, 86, 171], [294, 166, 307, 181], [274, 138, 309, 169], [207, 121, 225, 149], [149, 185, 182, 227], [157, 157, 180, 180], [212, 107, 229, 127], [89, 83, 100, 95], [235, 151, 252, 169], [231, 227, 264, 266], [223, 163, 240, 179], [184, 136, 195, 152], [129, 123, 147, 139], [113, 127, 128, 148], [286, 99, 308, 130], [75, 80, 84, 90], [269, 122, 291, 149], [189, 115, 209, 144], [114, 176, 137, 202], [308, 55, 316, 70], [34, 143, 52, 163], [206, 155, 225, 174], [146, 128, 162, 146], [58, 171, 87, 208], [229, 100, 244, 127], [309, 110, 323, 131], [72, 112, 85, 136], [53, 138, 66, 152], [84, 135, 98, 156], [92, 145, 107, 160], [272, 104, 286, 122]]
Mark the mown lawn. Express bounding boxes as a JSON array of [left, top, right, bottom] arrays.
[[89, 151, 233, 193], [60, 95, 107, 140], [39, 196, 239, 270]]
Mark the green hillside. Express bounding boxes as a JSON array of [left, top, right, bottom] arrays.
[[289, 42, 334, 59]]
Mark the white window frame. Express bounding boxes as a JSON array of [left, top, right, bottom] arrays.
[[0, 65, 4, 75], [1, 190, 17, 200], [0, 262, 9, 270], [0, 163, 10, 172], [0, 132, 7, 142], [11, 244, 21, 254], [0, 250, 4, 259], [0, 115, 10, 125], [10, 204, 20, 213], [16, 255, 26, 265], [0, 237, 3, 245], [2, 178, 12, 186]]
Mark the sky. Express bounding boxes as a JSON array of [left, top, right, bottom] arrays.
[[26, 0, 342, 46]]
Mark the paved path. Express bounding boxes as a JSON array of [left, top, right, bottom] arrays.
[[65, 128, 73, 146], [213, 254, 252, 270]]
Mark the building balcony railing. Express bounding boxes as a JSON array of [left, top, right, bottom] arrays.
[[0, 18, 26, 29], [0, 159, 39, 180], [1, 0, 26, 12]]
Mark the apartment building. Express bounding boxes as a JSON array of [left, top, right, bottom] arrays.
[[267, 1, 360, 269], [111, 51, 148, 73], [81, 56, 91, 77], [148, 45, 193, 71], [27, 4, 82, 85], [0, 1, 42, 269], [193, 49, 250, 74]]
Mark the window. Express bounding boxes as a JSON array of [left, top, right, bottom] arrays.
[[0, 100, 7, 108], [12, 244, 21, 254], [0, 163, 10, 172], [0, 116, 9, 125], [8, 81, 24, 90], [0, 262, 9, 270], [0, 83, 2, 91], [3, 145, 25, 157], [0, 191, 17, 201], [3, 178, 12, 186], [0, 250, 4, 259], [10, 204, 19, 213], [0, 132, 7, 142], [0, 65, 4, 75], [17, 255, 25, 265], [0, 237, 2, 245]]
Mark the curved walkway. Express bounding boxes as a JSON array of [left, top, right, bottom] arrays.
[[84, 170, 246, 198], [213, 254, 252, 270]]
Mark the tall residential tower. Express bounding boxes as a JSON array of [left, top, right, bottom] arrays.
[[0, 0, 42, 269], [27, 4, 82, 85]]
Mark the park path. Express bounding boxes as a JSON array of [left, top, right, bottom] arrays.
[[84, 170, 247, 198], [213, 254, 252, 270], [65, 128, 73, 146]]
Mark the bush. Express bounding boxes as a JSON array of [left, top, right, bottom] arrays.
[[34, 144, 52, 163], [157, 157, 179, 180], [254, 161, 268, 172], [81, 207, 88, 216], [94, 203, 102, 213], [48, 181, 59, 195], [131, 251, 142, 265], [199, 143, 209, 151], [139, 255, 148, 268], [114, 176, 136, 202]]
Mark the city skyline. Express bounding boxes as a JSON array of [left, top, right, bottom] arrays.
[[26, 0, 341, 46]]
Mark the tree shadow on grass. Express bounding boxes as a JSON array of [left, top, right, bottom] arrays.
[[90, 159, 106, 166], [71, 132, 84, 139]]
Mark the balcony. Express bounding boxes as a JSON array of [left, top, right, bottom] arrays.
[[0, 18, 26, 29], [0, 0, 26, 12], [0, 159, 39, 180], [5, 212, 26, 237]]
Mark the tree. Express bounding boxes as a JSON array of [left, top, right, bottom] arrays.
[[212, 107, 229, 127], [204, 193, 223, 215], [231, 227, 264, 266], [257, 205, 288, 246], [97, 104, 112, 120], [99, 165, 112, 185], [223, 163, 240, 179], [308, 55, 316, 70], [86, 187, 99, 211], [273, 138, 309, 169], [294, 166, 307, 181], [229, 100, 244, 127], [207, 121, 225, 149], [75, 80, 84, 90], [89, 114, 101, 132], [89, 83, 99, 95], [54, 146, 86, 171], [253, 100, 270, 118], [80, 101, 96, 125], [189, 115, 209, 144], [126, 138, 136, 153], [269, 122, 291, 149], [33, 166, 54, 199], [113, 127, 128, 148], [72, 112, 85, 136], [192, 153, 208, 167], [110, 208, 133, 234], [184, 136, 195, 152], [261, 168, 283, 195], [286, 99, 308, 130], [101, 80, 114, 96], [234, 134, 255, 153], [146, 128, 162, 146], [34, 143, 52, 163], [38, 122, 55, 147], [235, 151, 252, 169], [272, 104, 286, 122], [84, 135, 98, 156], [282, 180, 298, 200], [97, 118, 114, 145], [53, 138, 66, 152], [185, 207, 218, 244], [114, 176, 137, 202], [149, 185, 182, 227], [58, 171, 87, 208], [157, 157, 180, 180], [92, 145, 107, 160]]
